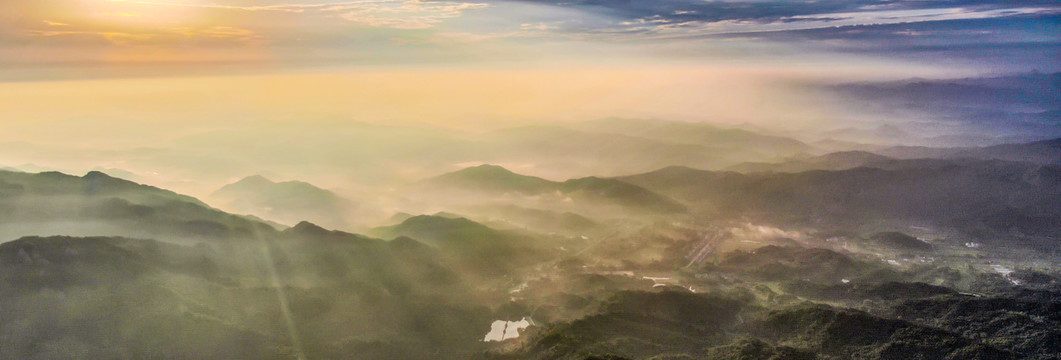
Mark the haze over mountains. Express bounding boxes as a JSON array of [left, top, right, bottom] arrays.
[[423, 164, 687, 215], [823, 73, 1061, 145], [4, 92, 1060, 205], [2, 131, 1061, 359], [1, 71, 1060, 360], [3, 0, 1060, 356], [211, 175, 358, 230], [0, 170, 274, 243]]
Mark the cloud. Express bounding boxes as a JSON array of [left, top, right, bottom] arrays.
[[324, 0, 489, 29], [24, 25, 263, 47], [1, 0, 1058, 79], [98, 0, 489, 29], [712, 12, 1061, 72], [823, 72, 1061, 140], [507, 0, 1061, 23], [520, 22, 556, 31], [96, 0, 325, 13], [486, 1, 1059, 73], [25, 30, 156, 46], [525, 4, 1059, 41]]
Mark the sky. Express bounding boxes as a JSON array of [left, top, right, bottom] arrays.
[[1, 0, 1058, 75], [0, 0, 1058, 145], [0, 0, 1059, 203]]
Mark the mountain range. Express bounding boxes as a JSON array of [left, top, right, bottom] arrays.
[[2, 136, 1061, 360], [424, 164, 687, 215], [211, 175, 357, 230]]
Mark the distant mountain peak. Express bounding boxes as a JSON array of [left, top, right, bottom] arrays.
[[1033, 138, 1061, 148], [287, 221, 332, 236], [427, 165, 687, 213], [875, 124, 908, 137], [426, 164, 554, 194], [471, 163, 505, 169], [816, 150, 893, 163], [211, 175, 355, 231], [82, 170, 114, 179], [233, 174, 274, 186], [656, 165, 700, 172], [457, 164, 516, 175], [388, 236, 430, 251], [287, 220, 365, 237], [399, 214, 477, 227]]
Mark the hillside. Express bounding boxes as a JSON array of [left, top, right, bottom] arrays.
[[728, 151, 895, 173], [424, 165, 686, 214], [0, 226, 499, 360], [426, 165, 555, 195], [211, 175, 357, 229], [879, 138, 1061, 164], [0, 170, 275, 242], [576, 118, 811, 156], [619, 160, 1061, 250], [481, 126, 728, 174], [371, 214, 552, 275], [489, 291, 1022, 360]]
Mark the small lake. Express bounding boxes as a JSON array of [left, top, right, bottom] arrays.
[[483, 317, 532, 342]]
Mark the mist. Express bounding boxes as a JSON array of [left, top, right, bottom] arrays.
[[2, 1, 1061, 359]]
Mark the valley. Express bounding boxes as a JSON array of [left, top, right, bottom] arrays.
[[1, 134, 1059, 359]]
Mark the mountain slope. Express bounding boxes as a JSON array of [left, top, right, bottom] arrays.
[[619, 161, 1061, 250], [371, 214, 552, 275], [879, 138, 1061, 165], [490, 291, 1011, 360], [426, 165, 554, 195], [576, 118, 811, 155], [558, 177, 686, 213], [424, 165, 686, 214], [729, 151, 895, 173], [211, 175, 356, 229], [481, 126, 728, 174], [0, 235, 294, 360], [0, 170, 275, 242], [0, 230, 501, 360]]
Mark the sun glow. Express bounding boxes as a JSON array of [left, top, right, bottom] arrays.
[[87, 0, 205, 25]]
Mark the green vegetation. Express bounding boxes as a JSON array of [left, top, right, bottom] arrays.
[[2, 137, 1061, 360], [425, 165, 687, 214], [211, 175, 357, 230], [0, 170, 274, 242]]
